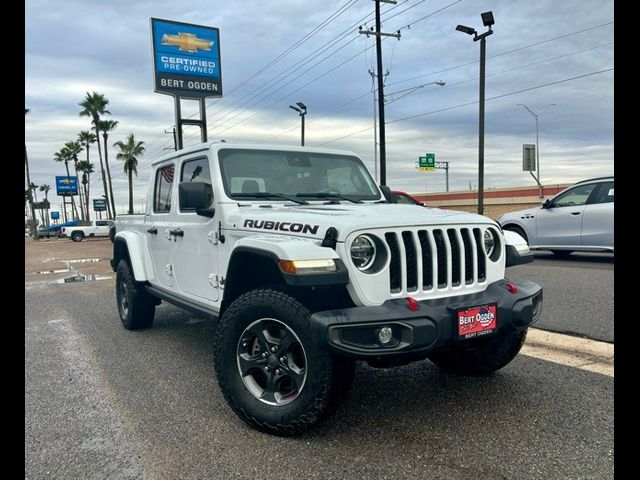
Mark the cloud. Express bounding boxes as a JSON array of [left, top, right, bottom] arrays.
[[26, 0, 613, 215]]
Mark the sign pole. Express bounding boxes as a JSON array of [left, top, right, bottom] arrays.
[[174, 96, 183, 150]]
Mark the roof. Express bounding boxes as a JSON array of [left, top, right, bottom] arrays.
[[575, 176, 614, 184], [150, 141, 361, 167]]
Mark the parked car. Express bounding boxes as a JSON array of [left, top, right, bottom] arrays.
[[497, 176, 614, 256], [391, 190, 425, 206]]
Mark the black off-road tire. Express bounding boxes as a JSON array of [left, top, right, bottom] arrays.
[[428, 329, 528, 376], [214, 288, 355, 436], [115, 260, 155, 330], [71, 231, 84, 242]]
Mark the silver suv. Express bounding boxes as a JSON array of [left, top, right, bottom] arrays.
[[497, 176, 614, 256]]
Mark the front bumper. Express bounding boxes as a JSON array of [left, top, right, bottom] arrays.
[[309, 279, 542, 359]]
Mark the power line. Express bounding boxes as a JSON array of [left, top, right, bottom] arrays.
[[189, 1, 412, 139], [387, 20, 613, 87], [313, 67, 613, 145]]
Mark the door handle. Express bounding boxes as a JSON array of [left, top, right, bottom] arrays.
[[146, 227, 158, 234], [169, 228, 184, 237], [570, 212, 581, 216]]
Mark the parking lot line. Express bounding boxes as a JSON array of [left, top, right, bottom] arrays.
[[521, 328, 614, 377]]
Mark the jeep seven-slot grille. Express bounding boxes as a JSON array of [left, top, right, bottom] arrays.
[[383, 227, 486, 294]]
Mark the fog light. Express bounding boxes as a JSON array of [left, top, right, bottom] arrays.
[[378, 326, 393, 344]]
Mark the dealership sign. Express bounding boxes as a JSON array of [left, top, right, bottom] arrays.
[[150, 18, 222, 98], [93, 198, 107, 212], [55, 176, 78, 196]]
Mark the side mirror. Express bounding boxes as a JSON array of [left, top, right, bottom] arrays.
[[542, 199, 552, 209], [380, 185, 396, 203], [179, 182, 215, 218]]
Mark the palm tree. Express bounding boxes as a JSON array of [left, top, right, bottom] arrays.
[[114, 133, 145, 214], [39, 184, 51, 226], [79, 92, 112, 218], [65, 140, 83, 220], [25, 108, 37, 236], [77, 160, 95, 220], [96, 119, 119, 218], [78, 130, 97, 218], [54, 148, 78, 221], [30, 182, 45, 227]]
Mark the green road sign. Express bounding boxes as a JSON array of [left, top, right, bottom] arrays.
[[417, 153, 436, 171]]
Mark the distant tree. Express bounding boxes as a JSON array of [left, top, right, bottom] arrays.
[[77, 160, 95, 220], [65, 140, 83, 220], [25, 108, 37, 236], [78, 130, 97, 218], [39, 184, 51, 226], [30, 182, 45, 226], [96, 119, 119, 218], [114, 133, 145, 214], [79, 92, 112, 218]]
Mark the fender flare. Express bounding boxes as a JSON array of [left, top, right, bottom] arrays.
[[113, 231, 149, 282]]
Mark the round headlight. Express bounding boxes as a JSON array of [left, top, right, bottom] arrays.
[[351, 235, 376, 270], [483, 230, 495, 257]]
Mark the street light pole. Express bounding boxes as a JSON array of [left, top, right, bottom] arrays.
[[478, 35, 486, 216], [456, 11, 494, 216], [288, 102, 307, 146]]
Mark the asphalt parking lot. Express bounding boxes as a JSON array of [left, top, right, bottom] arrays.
[[25, 238, 614, 479]]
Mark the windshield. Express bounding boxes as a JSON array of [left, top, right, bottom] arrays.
[[218, 148, 381, 201]]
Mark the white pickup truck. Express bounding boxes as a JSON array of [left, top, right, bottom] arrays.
[[62, 219, 114, 242], [112, 142, 541, 436]]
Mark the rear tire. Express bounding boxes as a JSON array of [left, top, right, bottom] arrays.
[[214, 288, 354, 436], [115, 260, 155, 330], [429, 329, 528, 376], [71, 231, 84, 242]]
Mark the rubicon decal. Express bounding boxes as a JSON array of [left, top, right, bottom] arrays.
[[457, 304, 497, 339], [243, 219, 319, 235]]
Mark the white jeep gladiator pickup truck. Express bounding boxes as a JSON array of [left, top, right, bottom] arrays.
[[112, 142, 541, 436], [62, 219, 114, 242]]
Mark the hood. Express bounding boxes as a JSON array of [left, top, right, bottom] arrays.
[[227, 203, 495, 241]]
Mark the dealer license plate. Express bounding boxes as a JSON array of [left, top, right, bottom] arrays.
[[457, 304, 497, 339]]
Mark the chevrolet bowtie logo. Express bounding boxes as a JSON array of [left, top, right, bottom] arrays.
[[161, 32, 213, 53]]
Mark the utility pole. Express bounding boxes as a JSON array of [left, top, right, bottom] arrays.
[[359, 0, 400, 186], [368, 69, 378, 181], [435, 161, 450, 192], [164, 126, 177, 151]]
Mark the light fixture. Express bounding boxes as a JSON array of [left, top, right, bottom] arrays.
[[481, 11, 495, 27], [456, 25, 476, 35]]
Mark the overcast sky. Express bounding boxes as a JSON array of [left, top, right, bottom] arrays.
[[25, 0, 613, 215]]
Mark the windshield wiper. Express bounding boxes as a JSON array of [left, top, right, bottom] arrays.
[[235, 192, 308, 205], [296, 193, 362, 204]]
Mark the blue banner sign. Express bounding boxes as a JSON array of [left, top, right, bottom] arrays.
[[55, 176, 78, 196], [51, 211, 60, 220], [151, 18, 222, 98], [93, 198, 107, 212]]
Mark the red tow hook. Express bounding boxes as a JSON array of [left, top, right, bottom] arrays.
[[406, 297, 419, 311], [506, 282, 517, 294]]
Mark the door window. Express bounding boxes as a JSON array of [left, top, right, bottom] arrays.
[[589, 182, 614, 204], [154, 164, 175, 212], [552, 183, 596, 207], [180, 157, 213, 211]]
